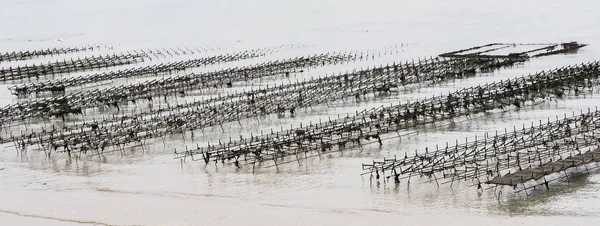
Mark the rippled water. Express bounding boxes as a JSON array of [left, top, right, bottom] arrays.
[[2, 0, 600, 225]]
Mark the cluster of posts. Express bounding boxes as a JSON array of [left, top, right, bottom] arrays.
[[0, 41, 592, 196]]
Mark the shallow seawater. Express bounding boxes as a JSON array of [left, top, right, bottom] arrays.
[[1, 0, 600, 225]]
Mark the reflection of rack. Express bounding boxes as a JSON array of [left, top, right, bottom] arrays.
[[439, 42, 587, 59]]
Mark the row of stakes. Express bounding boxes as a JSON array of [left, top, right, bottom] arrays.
[[6, 42, 417, 93], [1, 54, 434, 136], [0, 51, 371, 124], [5, 47, 434, 136], [0, 43, 310, 83], [1, 50, 432, 146], [1, 42, 595, 199], [7, 59, 528, 164], [2, 43, 588, 168], [0, 53, 146, 82], [363, 107, 600, 193], [1, 56, 518, 155], [9, 50, 270, 95], [2, 43, 408, 65], [171, 61, 600, 170], [0, 44, 112, 62]]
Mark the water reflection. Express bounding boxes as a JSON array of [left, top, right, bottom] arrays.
[[495, 172, 592, 216]]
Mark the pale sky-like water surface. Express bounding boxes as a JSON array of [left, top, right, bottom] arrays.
[[1, 0, 600, 225]]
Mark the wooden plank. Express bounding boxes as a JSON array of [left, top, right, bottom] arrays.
[[487, 148, 600, 186]]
